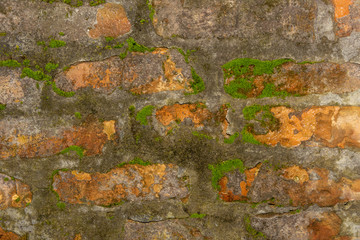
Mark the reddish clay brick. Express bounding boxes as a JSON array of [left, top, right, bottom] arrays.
[[88, 3, 131, 39], [250, 106, 360, 148], [55, 49, 194, 95], [0, 173, 32, 210], [332, 0, 360, 37], [0, 117, 116, 159], [0, 226, 21, 240], [52, 164, 189, 206]]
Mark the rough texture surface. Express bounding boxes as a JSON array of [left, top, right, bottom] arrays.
[[1, 0, 360, 239]]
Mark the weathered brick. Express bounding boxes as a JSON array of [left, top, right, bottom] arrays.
[[151, 0, 315, 41], [246, 106, 360, 148], [0, 226, 21, 240], [249, 210, 350, 240], [333, 0, 360, 37], [0, 117, 116, 159], [249, 165, 360, 207], [123, 219, 207, 240], [223, 60, 360, 98], [52, 163, 189, 206], [88, 3, 131, 39], [0, 68, 40, 108], [55, 49, 196, 95], [0, 173, 32, 210]]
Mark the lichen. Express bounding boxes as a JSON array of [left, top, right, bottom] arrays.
[[136, 105, 155, 125], [208, 159, 245, 190]]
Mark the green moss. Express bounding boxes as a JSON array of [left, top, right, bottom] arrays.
[[190, 213, 206, 219], [63, 0, 83, 7], [49, 81, 75, 97], [258, 83, 291, 98], [136, 105, 155, 125], [15, 197, 21, 203], [117, 157, 152, 168], [192, 131, 212, 140], [0, 104, 6, 111], [89, 0, 105, 6], [3, 177, 9, 182], [119, 37, 155, 59], [21, 67, 52, 81], [222, 58, 293, 99], [58, 32, 65, 36], [244, 215, 267, 239], [186, 67, 205, 95], [74, 112, 82, 119], [176, 48, 195, 64], [48, 39, 66, 48], [45, 62, 59, 73], [22, 59, 30, 66], [243, 105, 264, 120], [105, 36, 114, 42], [146, 0, 155, 22], [59, 145, 84, 159], [208, 159, 245, 190], [0, 59, 22, 68], [139, 19, 147, 24], [242, 105, 279, 134], [224, 132, 239, 144], [241, 125, 261, 145], [56, 202, 66, 210], [0, 32, 6, 36]]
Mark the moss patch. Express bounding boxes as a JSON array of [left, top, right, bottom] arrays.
[[224, 132, 239, 144], [117, 157, 152, 168], [0, 59, 22, 68], [244, 215, 267, 239], [186, 67, 205, 95], [0, 104, 6, 111], [242, 104, 279, 134], [192, 131, 212, 140], [120, 37, 155, 59], [146, 0, 155, 22], [241, 125, 261, 145], [208, 159, 245, 190], [222, 58, 293, 99], [136, 105, 155, 125], [58, 145, 85, 159]]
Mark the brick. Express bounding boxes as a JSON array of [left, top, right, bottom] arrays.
[[88, 3, 131, 39], [249, 210, 350, 240], [0, 117, 116, 159], [0, 173, 32, 210], [249, 165, 360, 207], [123, 220, 207, 240], [152, 0, 315, 40], [246, 106, 360, 148], [0, 226, 21, 240], [55, 49, 195, 95], [223, 60, 360, 98], [0, 68, 40, 108], [332, 0, 360, 37], [52, 164, 189, 206]]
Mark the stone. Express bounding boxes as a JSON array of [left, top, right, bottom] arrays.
[[250, 106, 360, 149], [88, 3, 131, 39], [55, 49, 194, 95], [123, 219, 207, 240], [52, 164, 189, 205], [0, 117, 116, 159], [0, 173, 32, 210]]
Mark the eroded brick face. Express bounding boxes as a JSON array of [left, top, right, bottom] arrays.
[[249, 106, 360, 148], [88, 3, 131, 39], [0, 174, 32, 210], [0, 117, 116, 159], [52, 164, 189, 206], [332, 0, 360, 37], [55, 49, 193, 95], [0, 226, 21, 240], [250, 210, 350, 240]]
